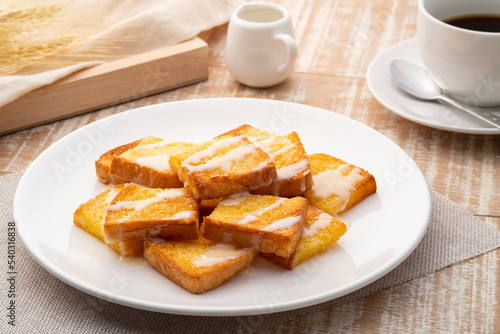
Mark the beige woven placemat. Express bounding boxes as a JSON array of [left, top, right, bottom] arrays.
[[1, 172, 500, 333]]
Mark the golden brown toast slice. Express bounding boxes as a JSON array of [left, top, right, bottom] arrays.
[[220, 125, 313, 197], [260, 203, 348, 269], [202, 193, 308, 257], [144, 238, 255, 294], [103, 184, 199, 243], [109, 137, 194, 189], [304, 153, 377, 215], [198, 197, 226, 217], [168, 133, 277, 200], [73, 184, 144, 258], [95, 139, 143, 184]]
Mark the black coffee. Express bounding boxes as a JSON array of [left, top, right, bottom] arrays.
[[445, 15, 500, 33]]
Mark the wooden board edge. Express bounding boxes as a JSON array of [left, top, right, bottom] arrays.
[[0, 37, 208, 136]]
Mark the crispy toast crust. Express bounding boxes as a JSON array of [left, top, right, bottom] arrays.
[[103, 184, 199, 243], [95, 139, 143, 184], [109, 137, 193, 189], [73, 184, 143, 257], [202, 194, 307, 257]]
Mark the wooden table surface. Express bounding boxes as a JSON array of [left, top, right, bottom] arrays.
[[1, 0, 499, 332]]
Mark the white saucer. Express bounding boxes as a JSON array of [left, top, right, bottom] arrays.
[[367, 38, 500, 135]]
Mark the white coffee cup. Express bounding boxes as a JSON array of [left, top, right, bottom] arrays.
[[418, 0, 500, 107], [226, 2, 297, 88]]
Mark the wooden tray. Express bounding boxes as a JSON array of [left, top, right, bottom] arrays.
[[0, 37, 208, 136]]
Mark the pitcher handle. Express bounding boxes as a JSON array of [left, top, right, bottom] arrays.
[[274, 33, 298, 75]]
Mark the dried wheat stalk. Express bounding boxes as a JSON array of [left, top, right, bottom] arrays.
[[0, 0, 129, 75]]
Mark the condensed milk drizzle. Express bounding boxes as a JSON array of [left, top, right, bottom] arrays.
[[234, 198, 286, 225], [131, 140, 177, 170], [108, 189, 185, 212], [181, 135, 264, 173], [104, 187, 120, 205], [134, 155, 172, 171], [302, 212, 332, 237], [183, 135, 244, 165], [187, 145, 257, 172], [247, 136, 309, 191], [276, 159, 309, 181], [162, 211, 195, 220], [219, 192, 250, 206], [101, 187, 121, 236], [247, 136, 294, 160], [136, 140, 175, 150], [192, 244, 248, 267], [312, 164, 364, 211], [262, 215, 301, 231]]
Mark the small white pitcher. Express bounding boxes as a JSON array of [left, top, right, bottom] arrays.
[[226, 2, 298, 88]]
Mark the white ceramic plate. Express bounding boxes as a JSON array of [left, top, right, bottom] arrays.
[[367, 38, 500, 135], [14, 98, 431, 316]]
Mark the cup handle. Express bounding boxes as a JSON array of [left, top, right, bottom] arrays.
[[274, 33, 297, 75]]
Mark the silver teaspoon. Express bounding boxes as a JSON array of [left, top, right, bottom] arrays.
[[389, 60, 500, 129]]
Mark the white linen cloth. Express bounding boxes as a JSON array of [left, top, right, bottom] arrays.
[[0, 0, 240, 107]]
